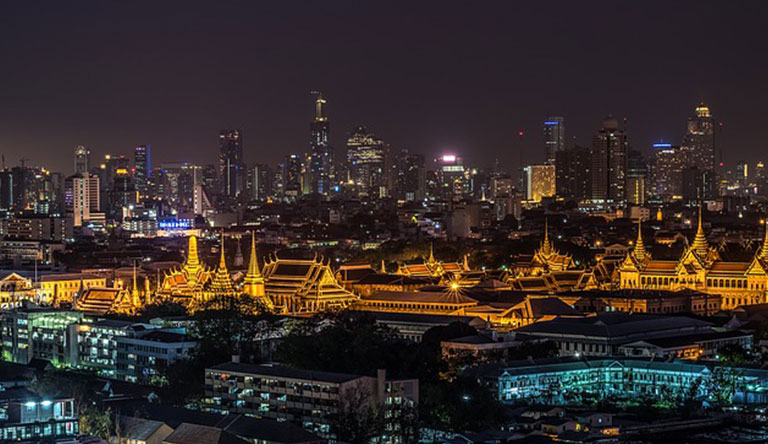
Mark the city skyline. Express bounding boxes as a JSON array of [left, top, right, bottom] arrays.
[[0, 1, 767, 173]]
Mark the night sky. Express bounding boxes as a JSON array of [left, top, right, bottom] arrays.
[[1, 1, 766, 174]]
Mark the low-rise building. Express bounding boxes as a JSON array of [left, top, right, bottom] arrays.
[[0, 303, 83, 365], [0, 388, 78, 441]]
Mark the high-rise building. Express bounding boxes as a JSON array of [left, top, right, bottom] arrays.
[[626, 149, 648, 206], [309, 93, 334, 196], [65, 173, 100, 227], [591, 117, 628, 203], [555, 145, 591, 201], [436, 155, 465, 201], [652, 143, 683, 201], [394, 150, 426, 202], [346, 126, 387, 198], [218, 129, 244, 199], [681, 104, 715, 172], [0, 170, 12, 211], [134, 145, 151, 198], [283, 154, 303, 199], [522, 164, 555, 202], [247, 164, 272, 201], [543, 117, 565, 165], [74, 145, 90, 174]]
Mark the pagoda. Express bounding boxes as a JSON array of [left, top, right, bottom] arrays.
[[158, 235, 212, 305]]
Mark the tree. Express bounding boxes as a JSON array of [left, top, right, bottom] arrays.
[[418, 377, 504, 434], [138, 300, 188, 319], [330, 382, 383, 444], [80, 406, 113, 438]]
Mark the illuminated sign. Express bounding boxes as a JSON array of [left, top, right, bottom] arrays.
[[653, 143, 672, 148], [158, 219, 192, 230], [441, 155, 456, 163], [544, 121, 559, 125]]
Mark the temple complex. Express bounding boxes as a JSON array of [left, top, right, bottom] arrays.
[[396, 244, 468, 278], [157, 235, 212, 305], [619, 208, 768, 310]]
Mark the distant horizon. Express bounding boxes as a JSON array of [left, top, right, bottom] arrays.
[[1, 1, 766, 174]]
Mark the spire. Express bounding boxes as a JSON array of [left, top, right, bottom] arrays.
[[541, 218, 553, 256], [233, 236, 244, 267], [380, 259, 387, 274], [692, 204, 709, 257], [210, 232, 236, 296], [760, 222, 768, 261], [427, 243, 436, 264], [633, 220, 648, 262], [132, 262, 141, 309], [463, 253, 470, 271], [243, 231, 265, 297], [187, 235, 200, 268]]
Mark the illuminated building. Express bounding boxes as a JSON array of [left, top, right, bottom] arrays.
[[75, 287, 135, 315], [619, 211, 768, 309], [64, 173, 102, 227], [247, 163, 271, 201], [395, 245, 467, 278], [522, 164, 555, 202], [40, 273, 107, 307], [204, 234, 238, 305], [652, 143, 683, 200], [625, 149, 647, 205], [74, 145, 90, 174], [435, 154, 466, 201], [219, 129, 245, 199], [543, 117, 565, 165], [134, 144, 151, 198], [261, 255, 357, 314], [158, 235, 212, 305], [356, 289, 479, 315], [345, 126, 387, 198], [531, 222, 573, 273], [555, 145, 591, 201], [108, 167, 137, 221], [0, 390, 78, 441], [682, 104, 715, 173], [309, 92, 334, 196], [394, 149, 426, 201], [591, 117, 628, 204], [0, 304, 84, 365], [282, 154, 303, 199], [495, 356, 768, 405], [204, 363, 418, 439], [0, 273, 37, 309]]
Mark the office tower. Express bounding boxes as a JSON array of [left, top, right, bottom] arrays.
[[65, 173, 100, 227], [283, 154, 303, 199], [682, 167, 716, 201], [346, 126, 387, 198], [626, 149, 648, 206], [309, 93, 334, 195], [74, 145, 90, 174], [134, 145, 151, 198], [218, 129, 244, 199], [247, 164, 272, 201], [652, 143, 683, 201], [755, 161, 766, 196], [681, 104, 715, 172], [543, 117, 565, 165], [0, 170, 11, 211], [591, 117, 628, 203], [522, 164, 555, 202], [108, 167, 137, 220], [555, 145, 592, 201], [436, 155, 465, 201], [394, 150, 426, 202]]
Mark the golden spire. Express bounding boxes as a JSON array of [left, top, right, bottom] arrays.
[[187, 235, 200, 268], [541, 218, 552, 256], [692, 204, 709, 257], [380, 259, 387, 274], [633, 220, 648, 262], [210, 232, 236, 296], [131, 262, 140, 308], [463, 253, 470, 271], [428, 243, 436, 264], [760, 222, 768, 261], [243, 231, 265, 297]]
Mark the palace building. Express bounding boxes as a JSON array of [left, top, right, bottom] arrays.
[[396, 245, 468, 278], [261, 254, 357, 314], [619, 210, 768, 310]]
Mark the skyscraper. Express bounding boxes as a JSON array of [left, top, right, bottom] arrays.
[[543, 117, 565, 165], [346, 126, 387, 198], [283, 154, 303, 199], [591, 117, 628, 203], [394, 149, 426, 202], [218, 129, 244, 199], [74, 145, 90, 174], [65, 173, 100, 227], [652, 143, 683, 201], [134, 145, 151, 198], [309, 92, 334, 196], [522, 164, 555, 202], [626, 149, 648, 206], [555, 145, 591, 201], [681, 104, 715, 172]]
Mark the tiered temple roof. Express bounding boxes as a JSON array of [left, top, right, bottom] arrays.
[[158, 236, 212, 304], [262, 254, 357, 314], [397, 244, 468, 278]]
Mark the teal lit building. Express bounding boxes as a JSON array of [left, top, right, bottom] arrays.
[[495, 357, 768, 406]]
